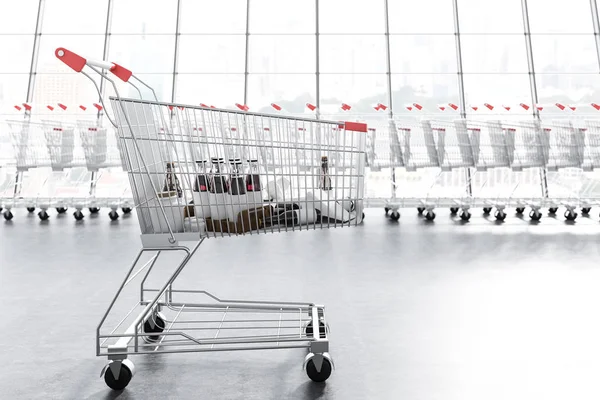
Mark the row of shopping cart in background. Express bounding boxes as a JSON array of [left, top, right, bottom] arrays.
[[0, 118, 133, 221], [365, 118, 600, 222]]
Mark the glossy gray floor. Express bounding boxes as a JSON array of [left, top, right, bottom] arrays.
[[1, 208, 600, 400]]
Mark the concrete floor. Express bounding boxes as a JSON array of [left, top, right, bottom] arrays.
[[1, 207, 600, 400]]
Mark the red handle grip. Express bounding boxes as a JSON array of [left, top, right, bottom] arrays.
[[55, 47, 132, 83]]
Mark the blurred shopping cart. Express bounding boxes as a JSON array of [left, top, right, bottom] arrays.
[[57, 47, 366, 390]]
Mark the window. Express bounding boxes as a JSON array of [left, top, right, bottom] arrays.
[[388, 0, 455, 34], [246, 73, 315, 112], [319, 35, 386, 74], [248, 35, 315, 73], [111, 0, 178, 34], [178, 35, 246, 74], [457, 0, 524, 34], [319, 0, 385, 34], [180, 0, 247, 34], [249, 0, 315, 34]]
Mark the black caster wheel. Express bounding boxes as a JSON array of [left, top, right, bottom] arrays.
[[89, 207, 100, 214], [425, 211, 436, 221], [305, 320, 327, 339], [38, 210, 49, 221], [27, 207, 35, 213], [73, 210, 84, 221], [3, 210, 13, 221], [516, 207, 525, 215], [450, 207, 459, 215], [122, 207, 132, 214], [565, 211, 577, 221], [0, 207, 2, 213], [56, 207, 67, 214], [417, 207, 425, 215], [495, 211, 507, 221], [384, 207, 390, 215], [361, 212, 365, 220], [109, 211, 119, 221], [483, 207, 492, 215], [529, 210, 542, 221], [460, 211, 471, 221], [305, 357, 332, 383], [143, 315, 166, 342], [548, 207, 558, 215], [389, 211, 400, 221], [104, 360, 134, 391], [581, 207, 591, 215]]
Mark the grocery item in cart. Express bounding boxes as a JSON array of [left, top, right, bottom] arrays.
[[209, 157, 228, 194], [228, 158, 246, 195], [319, 155, 333, 190], [163, 162, 182, 197], [193, 160, 210, 192]]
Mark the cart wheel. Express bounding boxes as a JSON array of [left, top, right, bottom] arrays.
[[425, 211, 436, 221], [389, 211, 400, 221], [516, 207, 525, 215], [529, 210, 542, 221], [460, 211, 471, 221], [89, 207, 100, 214], [38, 210, 49, 221], [548, 207, 558, 215], [0, 207, 2, 213], [56, 207, 67, 214], [417, 207, 425, 215], [73, 210, 84, 221], [565, 210, 578, 221], [362, 212, 365, 220], [103, 360, 134, 391], [305, 320, 327, 338], [122, 207, 132, 214], [143, 315, 166, 342], [495, 211, 507, 221], [384, 207, 390, 215], [581, 207, 591, 215], [482, 207, 492, 215], [306, 357, 332, 383], [450, 207, 459, 215], [3, 210, 13, 221], [27, 207, 35, 213], [108, 211, 119, 221]]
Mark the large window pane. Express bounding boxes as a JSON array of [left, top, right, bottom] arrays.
[[319, 35, 386, 74], [319, 0, 384, 34], [389, 35, 457, 74], [247, 74, 315, 113], [180, 0, 247, 34], [0, 74, 30, 105], [178, 35, 246, 74], [457, 0, 523, 33], [536, 73, 600, 104], [527, 0, 594, 33], [248, 35, 315, 73], [33, 72, 102, 109], [461, 35, 529, 73], [388, 1, 454, 34], [320, 74, 387, 115], [532, 35, 598, 73], [109, 35, 176, 74], [462, 74, 532, 113], [0, 35, 34, 73], [249, 0, 315, 34], [42, 0, 108, 34], [175, 74, 244, 108], [0, 1, 39, 34], [391, 74, 459, 115], [111, 0, 177, 34]]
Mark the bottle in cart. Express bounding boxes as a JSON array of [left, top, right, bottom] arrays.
[[193, 160, 210, 192], [210, 157, 228, 194], [228, 158, 246, 195], [246, 159, 262, 192], [319, 156, 333, 191], [163, 162, 182, 197]]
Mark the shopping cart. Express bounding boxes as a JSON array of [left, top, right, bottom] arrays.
[[57, 47, 366, 390], [75, 120, 133, 220]]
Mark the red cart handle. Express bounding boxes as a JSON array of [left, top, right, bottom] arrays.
[[55, 47, 132, 83]]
